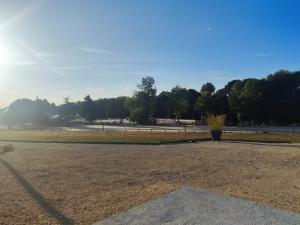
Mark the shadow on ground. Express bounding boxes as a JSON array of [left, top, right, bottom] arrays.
[[0, 157, 74, 225]]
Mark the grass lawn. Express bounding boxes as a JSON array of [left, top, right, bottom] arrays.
[[0, 130, 210, 144], [223, 132, 300, 143], [1, 130, 300, 144]]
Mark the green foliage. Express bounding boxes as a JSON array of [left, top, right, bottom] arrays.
[[2, 98, 55, 126], [185, 89, 200, 119], [154, 91, 171, 118], [170, 86, 190, 121], [59, 98, 79, 123], [194, 83, 216, 117], [137, 76, 157, 96], [94, 97, 128, 119], [201, 82, 215, 95], [81, 95, 97, 123], [3, 70, 300, 126], [125, 76, 156, 124], [128, 107, 148, 124], [238, 79, 267, 123]]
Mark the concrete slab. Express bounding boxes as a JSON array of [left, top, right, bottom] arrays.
[[94, 187, 300, 225]]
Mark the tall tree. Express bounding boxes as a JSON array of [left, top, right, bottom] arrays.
[[238, 79, 267, 124], [125, 76, 156, 124], [194, 83, 216, 118], [154, 91, 171, 118], [2, 98, 56, 126], [225, 80, 243, 124], [266, 70, 300, 124], [81, 95, 96, 123], [169, 85, 189, 124], [59, 97, 79, 123], [212, 88, 229, 115], [185, 89, 200, 119], [137, 76, 157, 97]]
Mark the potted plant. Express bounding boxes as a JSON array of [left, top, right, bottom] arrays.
[[207, 114, 225, 141]]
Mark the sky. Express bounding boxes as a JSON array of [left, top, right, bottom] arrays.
[[0, 0, 300, 107]]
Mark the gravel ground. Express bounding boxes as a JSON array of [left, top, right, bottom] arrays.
[[0, 141, 300, 225]]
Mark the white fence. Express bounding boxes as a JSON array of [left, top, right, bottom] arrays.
[[2, 125, 298, 133]]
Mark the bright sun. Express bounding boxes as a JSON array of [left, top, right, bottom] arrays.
[[0, 33, 19, 84], [0, 35, 14, 65]]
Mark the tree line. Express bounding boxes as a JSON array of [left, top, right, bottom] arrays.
[[1, 70, 300, 126]]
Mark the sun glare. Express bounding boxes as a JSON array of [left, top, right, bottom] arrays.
[[0, 33, 18, 85], [0, 34, 15, 65]]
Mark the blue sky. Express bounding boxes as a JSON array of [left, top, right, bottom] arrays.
[[0, 0, 300, 107]]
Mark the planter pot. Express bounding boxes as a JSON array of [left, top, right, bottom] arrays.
[[211, 131, 222, 141]]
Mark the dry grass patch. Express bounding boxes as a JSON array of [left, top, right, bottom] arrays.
[[223, 132, 300, 143], [0, 141, 300, 225], [0, 130, 209, 144]]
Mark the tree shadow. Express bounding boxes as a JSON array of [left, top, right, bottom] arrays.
[[0, 158, 75, 225]]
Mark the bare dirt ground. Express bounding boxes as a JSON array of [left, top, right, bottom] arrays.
[[0, 141, 300, 225]]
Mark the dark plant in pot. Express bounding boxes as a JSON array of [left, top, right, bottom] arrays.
[[207, 114, 225, 141]]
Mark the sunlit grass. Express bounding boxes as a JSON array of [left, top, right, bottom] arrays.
[[0, 130, 209, 144], [0, 130, 300, 144], [223, 132, 300, 143]]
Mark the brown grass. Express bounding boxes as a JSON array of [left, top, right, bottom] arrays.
[[1, 130, 300, 145], [223, 132, 300, 143], [0, 130, 209, 144], [0, 141, 300, 225]]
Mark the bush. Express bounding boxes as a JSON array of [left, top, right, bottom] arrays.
[[207, 114, 225, 131]]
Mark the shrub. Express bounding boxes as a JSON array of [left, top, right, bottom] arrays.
[[207, 114, 225, 131]]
